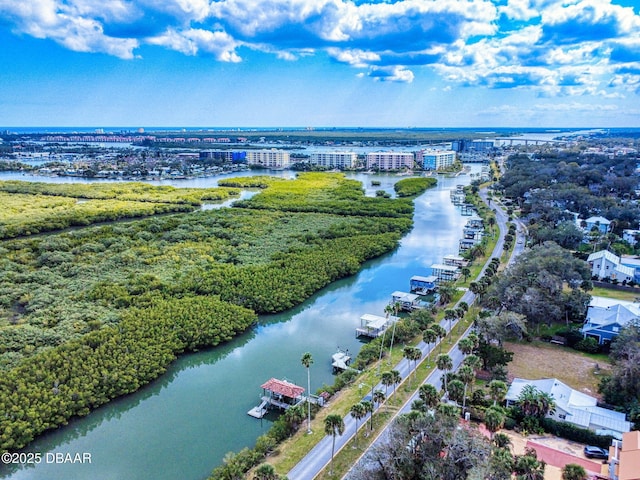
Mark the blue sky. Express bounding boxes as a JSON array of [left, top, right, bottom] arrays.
[[1, 0, 639, 128]]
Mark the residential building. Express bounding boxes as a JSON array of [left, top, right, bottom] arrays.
[[443, 254, 468, 268], [623, 229, 640, 246], [366, 152, 414, 170], [409, 275, 437, 294], [467, 217, 484, 229], [309, 152, 357, 169], [417, 149, 457, 170], [390, 291, 421, 311], [587, 250, 635, 283], [581, 296, 640, 345], [200, 150, 247, 163], [609, 430, 640, 480], [245, 149, 290, 169], [583, 216, 612, 233], [430, 263, 460, 283], [620, 255, 640, 283], [505, 378, 631, 439], [451, 139, 495, 153]]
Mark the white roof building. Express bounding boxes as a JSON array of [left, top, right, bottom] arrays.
[[506, 378, 631, 439]]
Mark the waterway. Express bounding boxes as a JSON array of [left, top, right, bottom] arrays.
[[0, 168, 478, 480]]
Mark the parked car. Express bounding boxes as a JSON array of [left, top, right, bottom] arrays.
[[584, 446, 608, 459]]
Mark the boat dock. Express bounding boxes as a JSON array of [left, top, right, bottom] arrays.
[[247, 378, 306, 419], [331, 348, 357, 373], [355, 313, 399, 338]]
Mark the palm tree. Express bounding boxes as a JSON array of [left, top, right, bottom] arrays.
[[561, 463, 587, 480], [253, 463, 278, 480], [440, 282, 457, 306], [462, 353, 481, 371], [324, 414, 345, 474], [361, 399, 374, 431], [387, 301, 401, 363], [381, 371, 393, 398], [493, 432, 512, 450], [422, 328, 437, 364], [432, 324, 447, 354], [403, 346, 421, 382], [301, 352, 313, 434], [390, 369, 402, 394], [447, 379, 465, 405], [436, 354, 453, 393], [484, 406, 506, 438], [461, 267, 471, 282], [444, 308, 457, 335], [284, 404, 305, 431], [458, 337, 474, 355], [418, 384, 440, 409], [514, 447, 546, 480], [373, 389, 386, 415], [437, 402, 460, 418], [350, 402, 366, 448], [488, 379, 508, 406], [517, 385, 556, 419], [458, 364, 475, 410]]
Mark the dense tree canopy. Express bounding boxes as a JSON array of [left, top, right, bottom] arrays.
[[0, 173, 415, 452], [483, 242, 592, 328]]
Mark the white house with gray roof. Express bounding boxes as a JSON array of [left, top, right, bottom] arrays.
[[505, 378, 631, 439], [587, 250, 635, 283]]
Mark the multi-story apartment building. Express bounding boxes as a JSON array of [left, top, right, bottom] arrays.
[[309, 152, 357, 169], [417, 150, 457, 170], [245, 149, 291, 169], [365, 152, 414, 170], [199, 150, 247, 163]]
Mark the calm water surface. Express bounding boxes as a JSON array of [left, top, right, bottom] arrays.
[[0, 169, 477, 480]]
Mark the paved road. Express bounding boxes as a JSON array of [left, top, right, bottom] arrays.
[[288, 184, 524, 480], [287, 317, 462, 480]]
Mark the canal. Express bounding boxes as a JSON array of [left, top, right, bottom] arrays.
[[0, 169, 477, 480]]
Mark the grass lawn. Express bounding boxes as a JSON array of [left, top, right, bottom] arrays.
[[504, 341, 612, 399], [591, 285, 640, 302]]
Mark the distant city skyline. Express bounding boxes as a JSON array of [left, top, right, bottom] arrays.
[[1, 0, 639, 128]]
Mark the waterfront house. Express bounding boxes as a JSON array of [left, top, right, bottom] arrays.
[[505, 378, 631, 439], [466, 217, 484, 229], [581, 296, 640, 345], [356, 314, 398, 338], [410, 275, 437, 294], [443, 254, 468, 268], [430, 263, 460, 283], [459, 238, 479, 252], [390, 291, 421, 311]]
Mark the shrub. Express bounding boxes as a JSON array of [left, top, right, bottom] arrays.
[[504, 416, 517, 430], [574, 337, 599, 354], [542, 418, 614, 448]]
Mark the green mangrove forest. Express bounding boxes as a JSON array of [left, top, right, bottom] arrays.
[[0, 173, 429, 452]]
